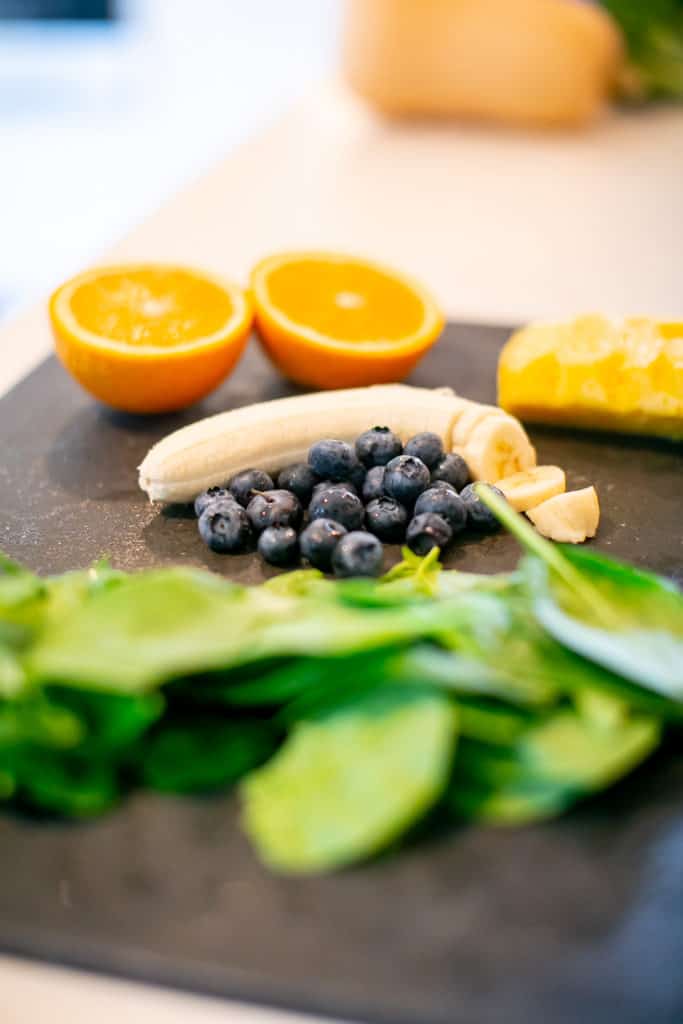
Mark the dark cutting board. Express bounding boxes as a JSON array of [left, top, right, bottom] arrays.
[[0, 324, 682, 1024]]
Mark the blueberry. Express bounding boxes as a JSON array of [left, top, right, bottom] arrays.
[[460, 484, 505, 531], [406, 513, 453, 556], [194, 486, 236, 518], [355, 427, 403, 468], [229, 469, 274, 507], [414, 486, 467, 534], [258, 526, 299, 567], [246, 490, 302, 533], [198, 500, 253, 554], [299, 518, 347, 572], [365, 497, 408, 544], [277, 463, 319, 506], [404, 432, 444, 469], [308, 486, 364, 531], [431, 453, 470, 492], [347, 459, 367, 493], [312, 479, 359, 500], [332, 531, 384, 578], [308, 440, 357, 482], [362, 465, 385, 504], [383, 455, 431, 507]]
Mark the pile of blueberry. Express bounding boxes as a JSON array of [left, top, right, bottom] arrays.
[[193, 428, 503, 578]]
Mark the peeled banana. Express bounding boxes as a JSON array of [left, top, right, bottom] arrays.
[[527, 487, 600, 544], [458, 415, 536, 483], [496, 466, 566, 512], [139, 384, 537, 503]]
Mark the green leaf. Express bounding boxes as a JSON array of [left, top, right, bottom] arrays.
[[261, 568, 327, 598], [600, 0, 683, 98], [523, 552, 683, 701], [0, 557, 46, 645], [450, 704, 659, 826], [0, 558, 124, 650], [0, 697, 84, 750], [456, 699, 539, 745], [139, 718, 277, 793], [241, 687, 457, 874], [520, 709, 660, 790], [381, 547, 443, 596], [27, 567, 487, 693], [0, 646, 29, 699], [12, 750, 120, 817], [574, 687, 629, 731], [408, 582, 661, 714], [449, 776, 574, 826], [42, 563, 125, 627], [476, 485, 683, 704], [47, 688, 164, 755], [28, 569, 251, 692], [382, 643, 556, 707], [213, 649, 401, 709]]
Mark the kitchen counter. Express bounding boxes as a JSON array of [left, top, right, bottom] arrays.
[[1, 79, 682, 1024]]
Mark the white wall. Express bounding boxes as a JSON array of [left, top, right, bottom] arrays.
[[0, 0, 340, 319]]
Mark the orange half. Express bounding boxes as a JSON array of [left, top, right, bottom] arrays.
[[50, 264, 253, 413], [250, 251, 444, 389]]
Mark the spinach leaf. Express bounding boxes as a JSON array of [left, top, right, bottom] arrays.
[[379, 643, 556, 707], [449, 773, 574, 826], [0, 647, 28, 699], [0, 559, 123, 649], [214, 649, 402, 709], [28, 566, 504, 694], [476, 486, 683, 703], [449, 708, 660, 826], [0, 559, 46, 646], [524, 552, 683, 701], [381, 546, 444, 596], [138, 718, 277, 793], [519, 709, 660, 790], [241, 687, 457, 874], [456, 699, 540, 746], [0, 697, 84, 750], [47, 688, 164, 755], [28, 569, 251, 692], [11, 749, 120, 817]]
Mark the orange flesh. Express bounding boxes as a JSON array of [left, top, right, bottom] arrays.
[[264, 259, 428, 343], [69, 269, 236, 348]]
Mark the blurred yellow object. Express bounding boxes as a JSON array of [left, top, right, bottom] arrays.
[[498, 316, 683, 441], [343, 0, 624, 128]]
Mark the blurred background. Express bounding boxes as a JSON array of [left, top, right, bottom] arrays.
[[0, 0, 340, 322], [1, 0, 681, 325]]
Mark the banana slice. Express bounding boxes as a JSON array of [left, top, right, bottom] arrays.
[[527, 486, 600, 543], [463, 415, 537, 482], [451, 403, 504, 446], [495, 465, 566, 512], [138, 383, 537, 503]]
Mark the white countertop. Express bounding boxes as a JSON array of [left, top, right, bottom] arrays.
[[1, 77, 682, 1024]]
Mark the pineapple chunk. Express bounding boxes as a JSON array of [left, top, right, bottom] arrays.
[[498, 316, 683, 441]]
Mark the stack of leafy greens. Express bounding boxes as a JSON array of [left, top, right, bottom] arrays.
[[601, 0, 683, 99], [0, 488, 681, 875]]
